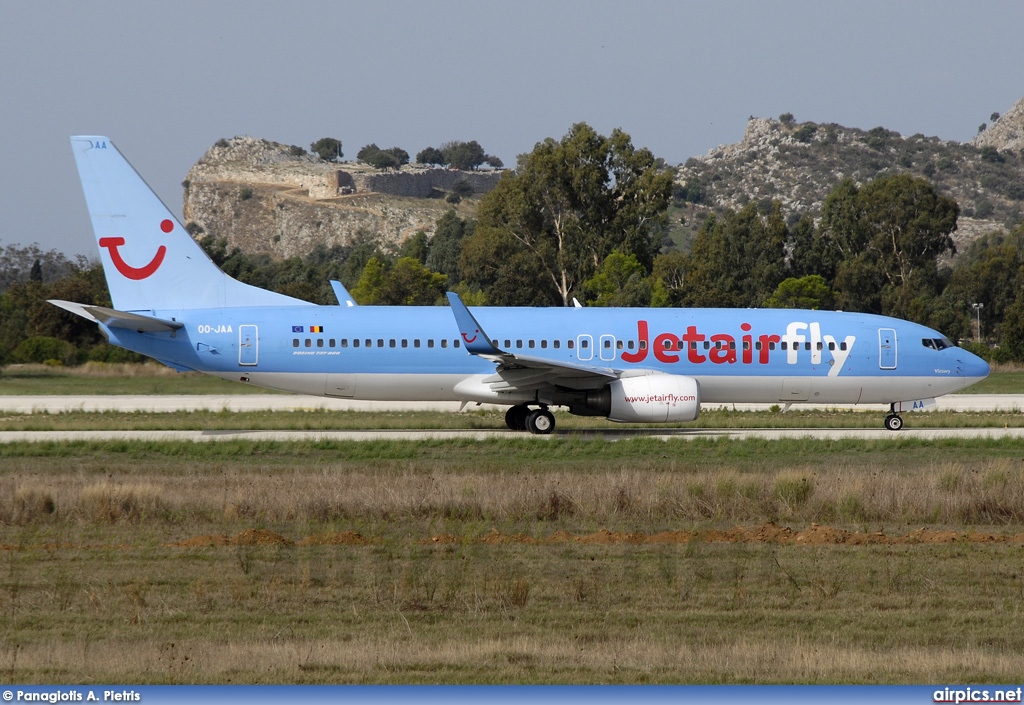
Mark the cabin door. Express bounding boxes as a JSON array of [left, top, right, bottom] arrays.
[[878, 328, 897, 370], [239, 325, 258, 366]]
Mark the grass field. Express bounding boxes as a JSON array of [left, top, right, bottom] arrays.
[[3, 437, 1024, 684], [3, 363, 1024, 684]]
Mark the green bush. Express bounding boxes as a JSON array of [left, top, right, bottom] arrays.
[[12, 336, 80, 365]]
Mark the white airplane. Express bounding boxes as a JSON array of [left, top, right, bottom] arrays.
[[52, 136, 990, 433]]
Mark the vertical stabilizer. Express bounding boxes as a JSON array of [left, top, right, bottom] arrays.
[[70, 136, 310, 311]]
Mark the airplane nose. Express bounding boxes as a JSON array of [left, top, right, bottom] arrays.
[[960, 350, 990, 380]]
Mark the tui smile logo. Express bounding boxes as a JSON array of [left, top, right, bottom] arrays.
[[98, 219, 171, 280]]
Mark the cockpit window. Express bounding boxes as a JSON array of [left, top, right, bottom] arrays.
[[922, 337, 954, 350]]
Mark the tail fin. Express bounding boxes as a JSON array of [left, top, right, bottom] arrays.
[[70, 136, 310, 311]]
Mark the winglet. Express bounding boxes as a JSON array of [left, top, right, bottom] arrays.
[[445, 292, 503, 355], [330, 280, 357, 307]]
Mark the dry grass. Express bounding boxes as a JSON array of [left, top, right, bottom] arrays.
[[3, 439, 1024, 684], [3, 454, 1023, 530]]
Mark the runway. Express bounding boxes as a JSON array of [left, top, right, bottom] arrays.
[[0, 393, 1022, 443], [1, 393, 1022, 414], [3, 426, 1024, 443]]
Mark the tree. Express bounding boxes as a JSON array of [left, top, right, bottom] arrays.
[[441, 140, 487, 171], [379, 257, 447, 305], [350, 256, 446, 305], [814, 175, 958, 319], [764, 275, 835, 309], [425, 210, 472, 283], [350, 257, 388, 304], [582, 252, 651, 307], [680, 203, 789, 308], [310, 137, 343, 161], [400, 231, 430, 264], [357, 144, 408, 171], [416, 147, 445, 166], [470, 122, 673, 306]]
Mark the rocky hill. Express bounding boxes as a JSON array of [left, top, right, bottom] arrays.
[[183, 99, 1024, 260], [182, 137, 501, 259], [675, 97, 1024, 251]]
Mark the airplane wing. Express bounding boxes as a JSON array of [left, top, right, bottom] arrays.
[[49, 299, 184, 333], [446, 292, 618, 392]]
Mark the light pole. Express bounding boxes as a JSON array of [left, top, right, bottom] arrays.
[[972, 303, 984, 343]]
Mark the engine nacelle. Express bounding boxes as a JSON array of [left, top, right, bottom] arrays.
[[568, 374, 700, 423]]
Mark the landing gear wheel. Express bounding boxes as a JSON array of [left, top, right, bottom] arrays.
[[505, 405, 531, 431], [526, 408, 555, 435], [884, 413, 904, 431]]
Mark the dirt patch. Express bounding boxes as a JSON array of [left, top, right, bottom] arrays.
[[8, 524, 1024, 553], [169, 528, 291, 548], [231, 528, 292, 546], [297, 531, 371, 546]]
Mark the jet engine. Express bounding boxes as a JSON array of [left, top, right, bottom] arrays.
[[569, 374, 700, 423]]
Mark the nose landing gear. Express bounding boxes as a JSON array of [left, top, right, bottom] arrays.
[[884, 404, 904, 431]]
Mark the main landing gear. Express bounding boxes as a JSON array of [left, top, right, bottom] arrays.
[[884, 404, 904, 431], [505, 404, 555, 435]]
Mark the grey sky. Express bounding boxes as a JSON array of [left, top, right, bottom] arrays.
[[3, 1, 1023, 256]]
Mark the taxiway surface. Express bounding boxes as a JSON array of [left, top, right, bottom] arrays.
[[0, 394, 1021, 443]]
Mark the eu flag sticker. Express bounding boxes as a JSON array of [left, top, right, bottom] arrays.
[[292, 326, 304, 332]]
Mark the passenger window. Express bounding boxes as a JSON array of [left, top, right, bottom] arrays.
[[529, 340, 535, 348], [568, 340, 574, 349], [504, 340, 511, 348], [353, 339, 360, 348], [541, 340, 548, 349], [553, 340, 560, 349], [840, 342, 847, 351], [516, 340, 523, 348], [305, 339, 311, 348], [454, 340, 461, 348], [317, 339, 324, 348], [427, 339, 434, 349], [441, 339, 448, 349], [292, 339, 299, 348], [414, 339, 421, 348], [401, 339, 408, 348], [581, 339, 589, 349]]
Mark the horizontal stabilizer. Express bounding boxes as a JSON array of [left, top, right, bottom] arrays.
[[48, 299, 184, 332]]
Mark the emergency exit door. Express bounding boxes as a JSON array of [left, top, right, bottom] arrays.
[[239, 325, 258, 366], [878, 328, 897, 370]]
